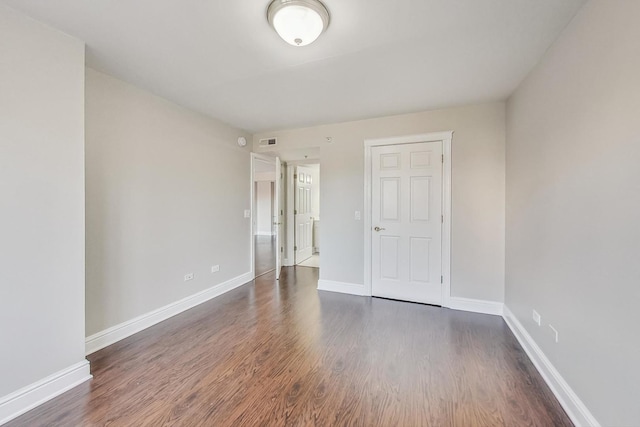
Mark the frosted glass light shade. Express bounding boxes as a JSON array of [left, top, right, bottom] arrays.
[[268, 0, 330, 47]]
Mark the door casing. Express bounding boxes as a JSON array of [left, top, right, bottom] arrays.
[[294, 165, 314, 264], [283, 160, 320, 267], [364, 131, 452, 307]]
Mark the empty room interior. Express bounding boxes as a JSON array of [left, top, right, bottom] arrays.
[[1, 0, 638, 426]]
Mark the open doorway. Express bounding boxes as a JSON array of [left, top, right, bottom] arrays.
[[254, 148, 319, 273], [252, 157, 277, 277], [295, 164, 320, 268]]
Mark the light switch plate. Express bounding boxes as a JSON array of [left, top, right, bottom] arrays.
[[354, 211, 361, 220], [532, 310, 541, 326]]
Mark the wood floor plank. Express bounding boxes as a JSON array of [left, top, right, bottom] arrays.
[[6, 267, 573, 426]]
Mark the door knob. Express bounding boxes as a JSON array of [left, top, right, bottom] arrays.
[[374, 226, 386, 232]]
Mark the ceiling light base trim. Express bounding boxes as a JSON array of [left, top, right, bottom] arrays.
[[267, 0, 330, 47]]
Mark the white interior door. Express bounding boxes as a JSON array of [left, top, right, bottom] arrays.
[[371, 141, 443, 305], [275, 157, 282, 279], [295, 166, 313, 263]]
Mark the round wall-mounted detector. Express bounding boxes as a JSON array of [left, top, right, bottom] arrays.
[[237, 136, 247, 147], [326, 137, 333, 143]]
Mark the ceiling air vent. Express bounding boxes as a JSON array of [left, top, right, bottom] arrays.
[[259, 137, 278, 147]]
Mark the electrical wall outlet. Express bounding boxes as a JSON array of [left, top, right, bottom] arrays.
[[244, 209, 251, 218], [354, 211, 361, 220], [184, 273, 194, 281], [211, 265, 220, 273], [532, 310, 541, 326]]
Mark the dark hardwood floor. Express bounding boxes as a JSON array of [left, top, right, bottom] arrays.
[[7, 267, 572, 426], [255, 235, 276, 277]]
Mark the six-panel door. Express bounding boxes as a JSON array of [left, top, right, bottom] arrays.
[[295, 166, 314, 263], [371, 141, 443, 305]]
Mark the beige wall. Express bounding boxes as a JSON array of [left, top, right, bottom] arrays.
[[85, 69, 252, 336], [254, 103, 506, 302], [0, 4, 86, 396], [506, 1, 640, 425]]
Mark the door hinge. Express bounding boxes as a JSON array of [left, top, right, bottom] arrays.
[[442, 154, 444, 163], [294, 209, 297, 215], [294, 245, 298, 251], [281, 247, 284, 253], [441, 214, 444, 223], [441, 275, 443, 284], [293, 174, 297, 180]]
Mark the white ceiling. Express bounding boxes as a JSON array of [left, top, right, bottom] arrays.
[[3, 0, 586, 133]]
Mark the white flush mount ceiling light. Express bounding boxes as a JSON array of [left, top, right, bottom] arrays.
[[267, 0, 330, 47]]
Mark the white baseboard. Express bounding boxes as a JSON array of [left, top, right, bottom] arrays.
[[503, 306, 600, 427], [85, 271, 253, 355], [447, 296, 504, 316], [317, 280, 367, 296], [255, 231, 275, 236], [0, 360, 91, 426]]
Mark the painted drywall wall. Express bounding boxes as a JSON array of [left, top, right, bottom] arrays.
[[0, 4, 86, 396], [254, 103, 505, 302], [255, 181, 274, 236], [506, 1, 640, 425], [85, 68, 252, 336]]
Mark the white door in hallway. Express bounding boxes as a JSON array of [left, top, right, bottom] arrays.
[[295, 166, 313, 263], [275, 157, 282, 279], [371, 141, 443, 305]]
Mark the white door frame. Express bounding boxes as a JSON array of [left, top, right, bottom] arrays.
[[250, 153, 278, 280], [283, 159, 320, 266], [284, 163, 295, 266], [363, 131, 453, 307]]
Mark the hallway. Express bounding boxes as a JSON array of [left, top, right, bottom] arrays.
[[8, 268, 571, 426]]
